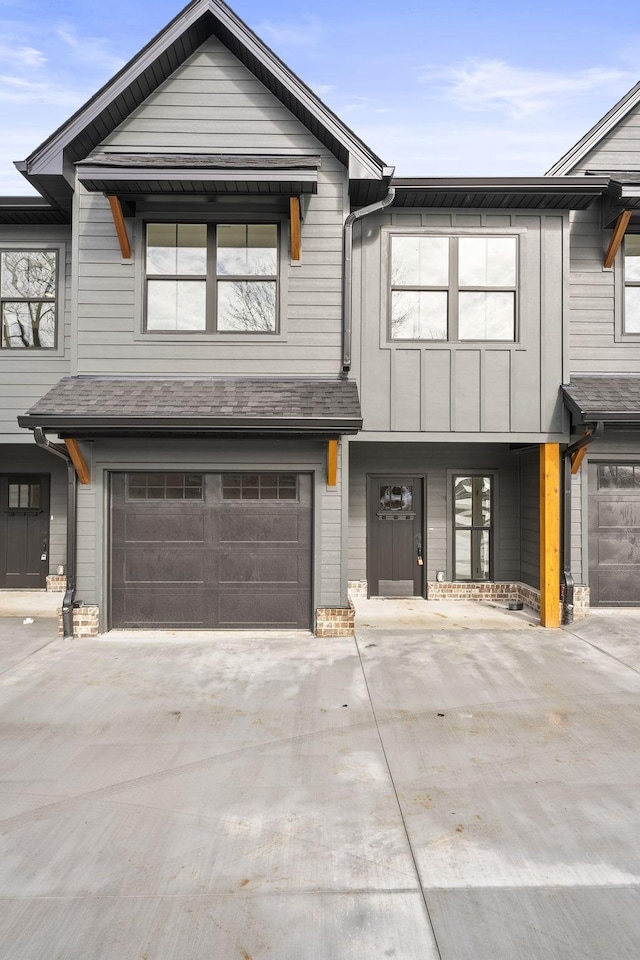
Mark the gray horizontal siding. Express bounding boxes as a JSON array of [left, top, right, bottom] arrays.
[[568, 112, 640, 174], [352, 211, 567, 437], [0, 227, 72, 440]]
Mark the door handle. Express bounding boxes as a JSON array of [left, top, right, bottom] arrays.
[[41, 537, 48, 562], [416, 534, 424, 566]]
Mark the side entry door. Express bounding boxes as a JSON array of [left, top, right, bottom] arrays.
[[367, 476, 424, 596], [0, 475, 50, 589]]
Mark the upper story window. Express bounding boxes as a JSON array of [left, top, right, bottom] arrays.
[[0, 250, 57, 349], [624, 235, 640, 334], [390, 235, 517, 341], [145, 223, 279, 334]]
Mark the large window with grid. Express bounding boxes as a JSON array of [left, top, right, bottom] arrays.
[[624, 235, 640, 334], [145, 223, 279, 334], [0, 250, 58, 349], [390, 235, 517, 341]]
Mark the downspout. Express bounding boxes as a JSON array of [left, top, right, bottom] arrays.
[[34, 427, 76, 640], [342, 186, 396, 372], [561, 422, 603, 624]]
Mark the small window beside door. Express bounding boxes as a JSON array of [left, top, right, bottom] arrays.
[[453, 475, 492, 580]]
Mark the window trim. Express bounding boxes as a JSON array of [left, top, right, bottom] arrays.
[[142, 219, 283, 337], [0, 242, 65, 355], [451, 473, 495, 582], [621, 233, 640, 337], [382, 226, 524, 347]]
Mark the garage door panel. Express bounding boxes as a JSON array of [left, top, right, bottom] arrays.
[[219, 514, 300, 544], [218, 590, 307, 628], [122, 549, 208, 584], [589, 570, 640, 606], [594, 534, 640, 566], [114, 588, 209, 628], [597, 501, 640, 529], [124, 515, 205, 544], [220, 549, 300, 584]]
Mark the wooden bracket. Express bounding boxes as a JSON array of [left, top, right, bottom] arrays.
[[106, 195, 132, 259], [290, 196, 301, 262], [327, 439, 338, 487], [604, 209, 632, 268], [540, 443, 560, 628], [570, 433, 591, 474], [64, 439, 91, 485]]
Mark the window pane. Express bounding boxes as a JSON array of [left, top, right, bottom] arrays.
[[391, 236, 449, 286], [29, 484, 41, 508], [379, 484, 413, 512], [455, 529, 471, 579], [454, 477, 473, 526], [479, 477, 492, 526], [475, 529, 491, 579], [217, 224, 278, 276], [391, 290, 447, 339], [1, 251, 56, 298], [217, 280, 276, 332], [459, 237, 516, 287], [146, 224, 206, 276], [458, 291, 514, 340], [625, 287, 640, 334], [625, 235, 640, 282], [146, 280, 206, 331], [2, 301, 55, 348]]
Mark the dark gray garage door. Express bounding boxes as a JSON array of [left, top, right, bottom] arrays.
[[589, 462, 640, 605], [110, 472, 312, 629]]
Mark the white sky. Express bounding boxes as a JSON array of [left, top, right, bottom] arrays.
[[1, 0, 639, 193]]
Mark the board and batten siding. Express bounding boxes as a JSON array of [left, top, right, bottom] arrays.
[[76, 438, 346, 620], [351, 211, 567, 439], [348, 442, 521, 585], [74, 36, 346, 377], [0, 227, 72, 441]]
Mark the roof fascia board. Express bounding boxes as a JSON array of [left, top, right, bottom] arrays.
[[24, 0, 386, 182], [391, 176, 611, 193], [546, 81, 640, 176], [77, 166, 319, 184]]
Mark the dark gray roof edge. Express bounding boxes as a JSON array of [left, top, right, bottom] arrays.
[[78, 153, 323, 169], [546, 80, 640, 176], [0, 195, 58, 207], [391, 176, 611, 193], [18, 414, 363, 434], [21, 0, 388, 181]]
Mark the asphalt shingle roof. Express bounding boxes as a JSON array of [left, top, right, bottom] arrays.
[[562, 376, 640, 421], [19, 377, 362, 435]]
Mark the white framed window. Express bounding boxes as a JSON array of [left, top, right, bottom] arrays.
[[624, 235, 640, 334], [390, 235, 517, 341]]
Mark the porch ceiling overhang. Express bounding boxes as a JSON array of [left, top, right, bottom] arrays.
[[18, 376, 363, 439], [76, 153, 321, 197], [562, 377, 640, 424], [390, 176, 611, 210], [0, 197, 70, 225]]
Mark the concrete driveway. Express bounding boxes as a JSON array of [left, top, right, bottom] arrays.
[[0, 602, 638, 959]]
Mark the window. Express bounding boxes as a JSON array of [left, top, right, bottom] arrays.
[[126, 473, 203, 500], [0, 250, 57, 349], [597, 463, 640, 489], [222, 474, 298, 500], [8, 482, 41, 509], [453, 475, 493, 580], [624, 235, 640, 334], [390, 235, 517, 341], [145, 223, 278, 333]]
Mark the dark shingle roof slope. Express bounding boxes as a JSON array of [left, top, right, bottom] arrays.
[[562, 376, 640, 422], [19, 377, 362, 436]]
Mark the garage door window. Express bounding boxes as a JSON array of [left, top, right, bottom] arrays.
[[126, 473, 203, 500], [597, 464, 640, 489], [223, 474, 298, 500]]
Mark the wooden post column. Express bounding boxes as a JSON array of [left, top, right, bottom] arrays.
[[540, 443, 561, 628]]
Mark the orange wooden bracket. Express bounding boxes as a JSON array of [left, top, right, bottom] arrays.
[[539, 443, 560, 628], [290, 196, 301, 261], [571, 434, 591, 474], [106, 195, 132, 259], [327, 439, 338, 486], [64, 439, 91, 485], [604, 210, 632, 268]]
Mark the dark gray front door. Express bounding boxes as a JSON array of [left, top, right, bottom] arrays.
[[367, 476, 424, 597], [110, 472, 312, 629], [0, 475, 50, 589], [589, 462, 640, 605]]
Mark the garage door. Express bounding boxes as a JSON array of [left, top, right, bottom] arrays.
[[110, 472, 312, 629], [589, 462, 640, 605]]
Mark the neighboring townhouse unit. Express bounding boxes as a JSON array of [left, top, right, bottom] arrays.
[[2, 0, 640, 636]]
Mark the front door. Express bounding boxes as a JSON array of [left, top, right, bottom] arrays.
[[0, 475, 50, 589], [367, 476, 424, 596]]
